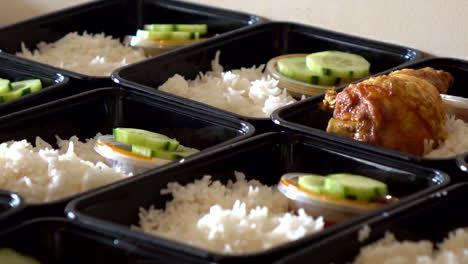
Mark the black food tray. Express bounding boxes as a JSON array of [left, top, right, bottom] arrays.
[[272, 57, 468, 181], [66, 131, 447, 264], [0, 218, 166, 264], [0, 87, 253, 222], [0, 0, 265, 81], [0, 52, 68, 117], [112, 21, 425, 132], [275, 182, 468, 264]]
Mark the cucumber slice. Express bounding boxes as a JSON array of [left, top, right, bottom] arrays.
[[143, 24, 176, 32], [0, 79, 42, 103], [277, 56, 349, 86], [306, 51, 370, 79], [175, 144, 200, 155], [0, 248, 41, 264], [113, 128, 179, 151], [0, 78, 11, 94], [324, 173, 388, 202], [322, 178, 346, 199], [174, 24, 208, 35], [132, 144, 198, 160], [136, 30, 200, 40], [10, 79, 42, 91], [144, 24, 208, 34], [298, 174, 326, 193]]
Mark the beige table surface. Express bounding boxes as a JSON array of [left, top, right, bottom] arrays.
[[0, 0, 467, 59]]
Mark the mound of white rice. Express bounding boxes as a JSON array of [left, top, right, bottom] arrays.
[[135, 171, 324, 254], [16, 32, 147, 76], [159, 52, 298, 118], [424, 115, 468, 158], [353, 228, 468, 264], [0, 135, 129, 203]]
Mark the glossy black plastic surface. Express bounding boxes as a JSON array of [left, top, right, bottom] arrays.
[[457, 152, 468, 173], [0, 87, 253, 218], [272, 57, 468, 181], [0, 0, 264, 80], [0, 218, 165, 263], [67, 132, 447, 264], [275, 183, 468, 264], [0, 191, 24, 227], [0, 52, 68, 116], [113, 21, 424, 132]]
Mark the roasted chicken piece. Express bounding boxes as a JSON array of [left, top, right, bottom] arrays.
[[323, 67, 454, 155]]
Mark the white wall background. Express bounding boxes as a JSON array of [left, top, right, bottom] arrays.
[[0, 0, 467, 59]]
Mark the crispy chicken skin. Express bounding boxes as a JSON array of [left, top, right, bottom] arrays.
[[325, 67, 454, 155]]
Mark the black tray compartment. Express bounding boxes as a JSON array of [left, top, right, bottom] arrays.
[[0, 87, 253, 222], [113, 21, 425, 132], [0, 0, 265, 82], [272, 57, 468, 181], [0, 218, 170, 264], [0, 52, 68, 116], [67, 132, 447, 264], [276, 183, 468, 264]]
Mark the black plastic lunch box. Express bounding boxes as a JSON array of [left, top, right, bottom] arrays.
[[66, 131, 448, 264], [0, 218, 168, 263], [112, 21, 425, 132], [0, 0, 265, 83], [272, 57, 468, 182], [272, 58, 468, 181], [0, 52, 68, 117], [275, 182, 468, 264], [0, 87, 253, 223]]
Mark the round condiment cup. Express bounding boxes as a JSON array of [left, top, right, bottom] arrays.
[[277, 172, 385, 223], [124, 35, 205, 56], [441, 94, 468, 122], [94, 135, 171, 175]]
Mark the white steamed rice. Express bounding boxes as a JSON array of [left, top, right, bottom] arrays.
[[16, 32, 147, 76], [424, 115, 468, 158], [353, 228, 468, 264], [159, 52, 298, 118], [0, 134, 129, 203], [135, 171, 324, 254]]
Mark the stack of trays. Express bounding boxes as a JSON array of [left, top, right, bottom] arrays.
[[0, 0, 465, 263]]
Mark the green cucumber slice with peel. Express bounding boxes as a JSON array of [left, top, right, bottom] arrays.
[[323, 173, 388, 202], [0, 79, 42, 103], [143, 24, 175, 32], [144, 24, 208, 34], [298, 174, 326, 193], [0, 78, 11, 93], [277, 56, 350, 86], [174, 24, 207, 35], [10, 79, 42, 91], [132, 144, 199, 160], [136, 30, 200, 40], [0, 248, 41, 264], [113, 128, 179, 151], [306, 51, 370, 79]]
